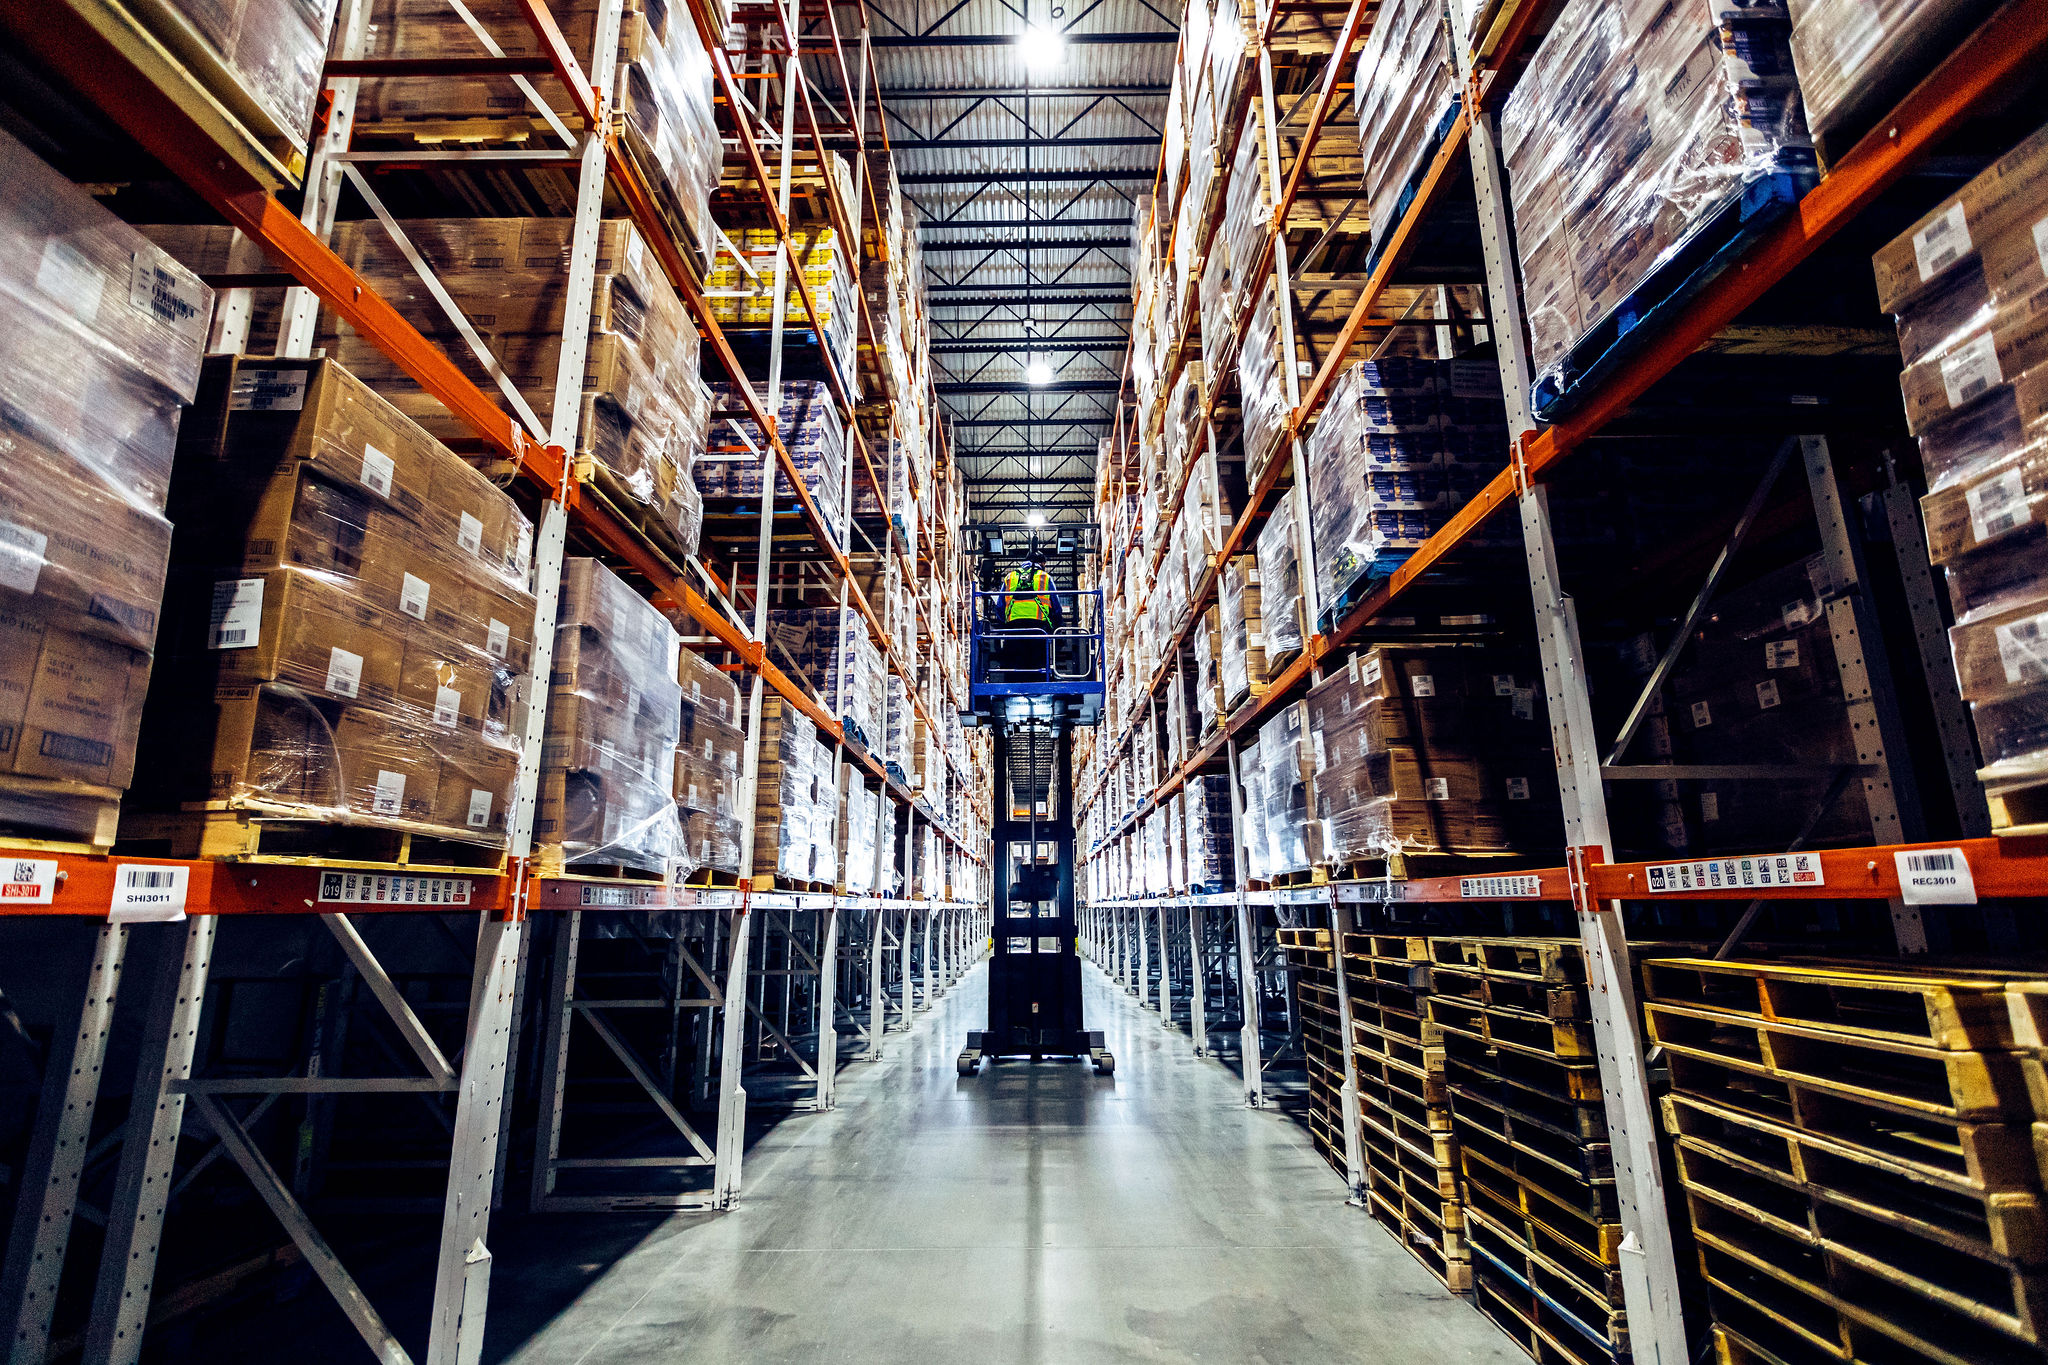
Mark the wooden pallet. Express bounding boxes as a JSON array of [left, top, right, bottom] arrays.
[[1688, 1188, 2044, 1365], [1983, 768, 2048, 838], [1430, 937, 1588, 986], [1467, 1204, 1628, 1355], [1474, 1260, 1628, 1365], [1429, 994, 1598, 1060], [1438, 1023, 1606, 1107], [1462, 1145, 1624, 1262], [1643, 957, 2020, 1052], [1662, 1091, 2043, 1264], [121, 805, 507, 872], [1368, 1186, 1474, 1295], [1646, 1001, 2032, 1123]]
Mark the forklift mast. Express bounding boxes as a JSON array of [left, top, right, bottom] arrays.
[[957, 523, 1111, 1074]]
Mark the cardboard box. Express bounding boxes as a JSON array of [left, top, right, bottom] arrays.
[[0, 427, 173, 650], [432, 735, 518, 834], [1900, 288, 2048, 435], [399, 635, 494, 734], [212, 568, 402, 704], [1874, 122, 2048, 314], [0, 611, 149, 787], [332, 707, 439, 824]]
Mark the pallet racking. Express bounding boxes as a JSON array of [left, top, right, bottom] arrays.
[[1077, 0, 2048, 1359], [0, 0, 992, 1358]]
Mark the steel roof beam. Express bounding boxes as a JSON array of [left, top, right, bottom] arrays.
[[897, 168, 1154, 184], [930, 338, 1128, 351], [920, 217, 1134, 231], [891, 136, 1159, 151], [937, 380, 1122, 394], [880, 84, 1170, 98], [870, 32, 1175, 46], [919, 236, 1130, 253]]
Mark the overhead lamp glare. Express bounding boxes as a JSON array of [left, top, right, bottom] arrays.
[[1027, 511, 1047, 528], [1017, 23, 1065, 68], [1025, 359, 1054, 386]]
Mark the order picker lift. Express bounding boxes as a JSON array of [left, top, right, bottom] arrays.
[[956, 526, 1110, 1075]]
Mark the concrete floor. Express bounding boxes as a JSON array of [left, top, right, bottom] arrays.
[[492, 961, 1526, 1365]]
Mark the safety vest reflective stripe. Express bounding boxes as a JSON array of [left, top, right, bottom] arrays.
[[1004, 570, 1050, 621]]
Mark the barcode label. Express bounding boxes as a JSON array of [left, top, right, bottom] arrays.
[[361, 445, 395, 498], [319, 873, 472, 905], [0, 518, 47, 593], [434, 685, 462, 729], [1410, 674, 1435, 697], [371, 769, 406, 816], [1691, 700, 1713, 728], [326, 646, 363, 698], [129, 249, 207, 334], [228, 368, 306, 412], [1967, 468, 2027, 543], [1645, 853, 1824, 892], [458, 512, 484, 557], [1913, 202, 1972, 281], [400, 572, 431, 621], [467, 789, 493, 828], [487, 619, 510, 660], [209, 577, 263, 650], [1996, 611, 2048, 685], [1764, 640, 1800, 670], [1939, 331, 2003, 409], [1460, 874, 1543, 899], [110, 863, 189, 921], [1, 858, 57, 904], [1895, 847, 1976, 904], [1755, 679, 1782, 710]]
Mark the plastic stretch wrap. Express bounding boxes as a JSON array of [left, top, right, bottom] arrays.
[[1353, 0, 1456, 254], [1307, 357, 1510, 610], [1305, 648, 1557, 863], [1218, 109, 1270, 334], [750, 696, 832, 883], [708, 225, 858, 384], [673, 647, 743, 875], [1238, 279, 1289, 485], [1182, 773, 1232, 889], [1256, 703, 1319, 875], [1236, 742, 1270, 882], [1786, 0, 2000, 156], [1218, 555, 1268, 707], [1191, 607, 1225, 734], [769, 605, 885, 749], [1503, 0, 1812, 390], [1874, 124, 2048, 785], [163, 0, 338, 144], [1255, 500, 1306, 665], [698, 380, 848, 549], [0, 136, 214, 836], [143, 357, 534, 847], [362, 1, 720, 266], [322, 218, 707, 557]]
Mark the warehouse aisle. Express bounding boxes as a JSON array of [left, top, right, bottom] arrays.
[[491, 964, 1524, 1365]]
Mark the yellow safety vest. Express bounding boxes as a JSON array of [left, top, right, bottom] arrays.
[[1005, 568, 1051, 623]]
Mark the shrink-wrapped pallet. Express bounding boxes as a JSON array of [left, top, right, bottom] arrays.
[[1353, 0, 1457, 255], [148, 357, 542, 851], [159, 0, 338, 148], [1255, 497, 1307, 666], [1238, 278, 1290, 485], [697, 380, 849, 550], [1503, 0, 1812, 396], [1787, 0, 2001, 161], [674, 647, 744, 876], [1184, 772, 1234, 890], [0, 131, 213, 842], [1257, 703, 1320, 876], [1219, 554, 1268, 707]]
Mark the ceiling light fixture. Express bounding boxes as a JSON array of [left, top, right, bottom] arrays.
[[1025, 359, 1054, 386], [1017, 23, 1065, 68], [1027, 511, 1047, 528]]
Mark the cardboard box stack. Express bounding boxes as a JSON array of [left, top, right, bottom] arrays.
[[1874, 124, 2048, 829], [1502, 0, 1813, 395], [1219, 555, 1268, 708], [673, 646, 744, 877], [1256, 499, 1307, 668], [1183, 773, 1234, 890], [0, 131, 213, 843], [319, 217, 707, 558], [1788, 0, 2002, 161], [1237, 278, 1289, 485], [1305, 647, 1559, 867], [158, 0, 338, 146], [537, 558, 681, 870], [1308, 359, 1511, 617], [148, 357, 534, 846], [696, 380, 849, 550], [1353, 0, 1457, 256], [767, 605, 885, 750], [750, 694, 838, 886], [1660, 555, 1874, 852], [706, 224, 859, 386], [360, 0, 722, 267]]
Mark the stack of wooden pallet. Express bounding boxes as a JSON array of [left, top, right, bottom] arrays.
[[1647, 957, 2046, 1365], [1345, 932, 1472, 1293], [1278, 927, 1347, 1177], [1428, 937, 1629, 1365]]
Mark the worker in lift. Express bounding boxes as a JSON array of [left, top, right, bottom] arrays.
[[996, 559, 1061, 677]]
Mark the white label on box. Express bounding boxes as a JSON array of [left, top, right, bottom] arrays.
[[400, 572, 431, 620], [229, 367, 307, 411], [1967, 468, 2028, 543], [467, 788, 493, 828], [514, 524, 533, 577], [110, 864, 189, 922], [1700, 791, 1721, 822], [1311, 730, 1328, 770], [1424, 777, 1451, 801], [626, 228, 647, 275], [1914, 202, 1972, 281], [458, 512, 484, 557], [1461, 874, 1542, 899], [433, 685, 462, 729], [1410, 674, 1435, 697], [487, 618, 510, 660], [1, 858, 58, 905], [1764, 640, 1800, 669], [1756, 679, 1782, 710], [208, 577, 263, 649], [1997, 611, 2048, 684], [1492, 673, 1515, 696], [129, 249, 208, 335], [1894, 847, 1977, 904], [371, 769, 406, 815], [1691, 700, 1713, 728], [1511, 687, 1535, 722], [325, 646, 363, 698], [317, 872, 471, 905], [0, 519, 48, 593], [1940, 331, 2003, 409], [1505, 776, 1530, 801], [1645, 852, 1824, 893], [361, 445, 395, 498], [35, 240, 103, 324], [1360, 654, 1382, 687]]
